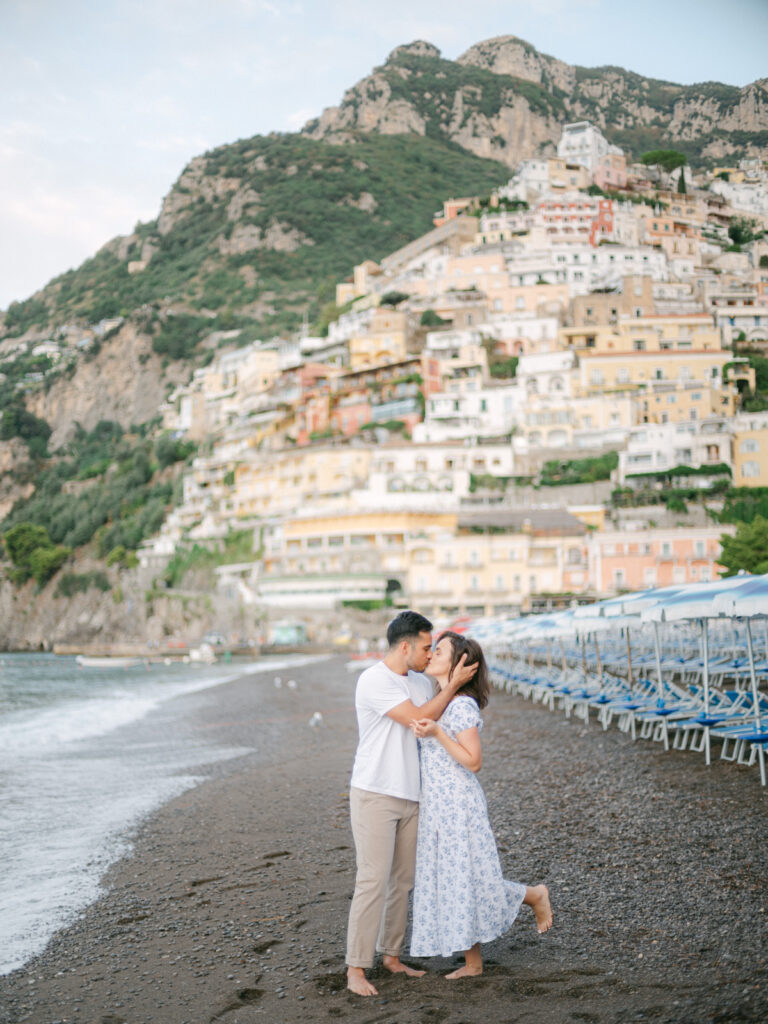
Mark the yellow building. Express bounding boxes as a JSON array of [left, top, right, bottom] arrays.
[[547, 158, 591, 193], [348, 308, 408, 370], [560, 314, 723, 355], [258, 509, 456, 608], [733, 414, 768, 487], [520, 391, 636, 447], [233, 446, 373, 519], [406, 509, 589, 616], [633, 382, 737, 424]]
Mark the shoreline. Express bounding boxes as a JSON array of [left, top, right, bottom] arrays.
[[2, 655, 767, 1023]]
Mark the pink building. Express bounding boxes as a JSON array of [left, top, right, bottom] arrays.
[[534, 196, 614, 247], [589, 527, 732, 596], [593, 152, 627, 191]]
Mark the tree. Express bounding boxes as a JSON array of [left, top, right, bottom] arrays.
[[677, 166, 687, 194], [728, 218, 759, 247], [719, 516, 768, 575], [640, 150, 687, 174], [420, 309, 448, 327], [3, 522, 70, 586], [380, 290, 410, 307]]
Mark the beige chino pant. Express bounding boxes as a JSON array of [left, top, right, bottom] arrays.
[[346, 787, 419, 968]]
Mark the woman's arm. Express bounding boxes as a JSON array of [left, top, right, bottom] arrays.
[[411, 720, 482, 773], [385, 655, 478, 728]]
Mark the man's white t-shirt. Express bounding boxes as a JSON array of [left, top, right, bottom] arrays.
[[350, 661, 434, 802]]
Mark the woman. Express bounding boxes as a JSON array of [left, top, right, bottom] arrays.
[[409, 631, 553, 978]]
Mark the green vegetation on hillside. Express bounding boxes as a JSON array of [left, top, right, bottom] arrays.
[[162, 529, 256, 589], [1, 421, 190, 584], [3, 523, 70, 587], [3, 133, 510, 347], [368, 51, 565, 136], [539, 451, 618, 487]]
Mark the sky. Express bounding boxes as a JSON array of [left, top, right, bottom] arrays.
[[1, 0, 767, 311]]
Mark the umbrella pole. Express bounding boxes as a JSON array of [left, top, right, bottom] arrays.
[[745, 619, 766, 787], [702, 618, 711, 766], [559, 638, 567, 675], [653, 621, 664, 700], [593, 633, 603, 682], [626, 628, 633, 690], [528, 642, 534, 672], [581, 634, 588, 684], [546, 639, 552, 674]]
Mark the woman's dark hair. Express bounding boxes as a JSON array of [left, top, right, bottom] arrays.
[[387, 609, 433, 648], [439, 631, 490, 709]]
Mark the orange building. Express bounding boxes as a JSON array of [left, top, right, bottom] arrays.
[[589, 527, 731, 595]]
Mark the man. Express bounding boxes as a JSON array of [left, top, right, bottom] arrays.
[[346, 610, 477, 997]]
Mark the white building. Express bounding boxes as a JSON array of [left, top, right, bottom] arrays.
[[413, 384, 520, 443], [557, 121, 623, 174], [617, 418, 733, 485]]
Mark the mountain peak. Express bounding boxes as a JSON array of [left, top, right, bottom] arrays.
[[457, 34, 575, 92], [387, 40, 441, 62]]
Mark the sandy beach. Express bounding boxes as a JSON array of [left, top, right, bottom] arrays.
[[2, 653, 767, 1024]]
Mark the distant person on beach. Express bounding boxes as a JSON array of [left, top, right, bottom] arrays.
[[409, 631, 553, 977], [346, 610, 478, 997]]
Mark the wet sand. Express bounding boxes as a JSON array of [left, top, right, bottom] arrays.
[[2, 655, 767, 1024]]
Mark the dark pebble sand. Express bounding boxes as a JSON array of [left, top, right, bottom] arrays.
[[2, 654, 767, 1024]]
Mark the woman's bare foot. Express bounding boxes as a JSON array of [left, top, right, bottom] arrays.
[[446, 964, 483, 979], [346, 966, 378, 996], [381, 954, 425, 977], [529, 884, 554, 933]]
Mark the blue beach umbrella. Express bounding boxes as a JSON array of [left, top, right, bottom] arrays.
[[712, 574, 768, 786], [641, 575, 758, 765]]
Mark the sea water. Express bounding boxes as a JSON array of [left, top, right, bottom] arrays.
[[0, 651, 322, 975]]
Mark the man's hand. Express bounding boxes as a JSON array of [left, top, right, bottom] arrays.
[[447, 651, 478, 691]]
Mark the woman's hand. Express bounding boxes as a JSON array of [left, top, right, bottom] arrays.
[[411, 717, 439, 738]]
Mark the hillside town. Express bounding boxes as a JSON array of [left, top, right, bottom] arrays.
[[127, 121, 768, 623], [10, 121, 768, 630]]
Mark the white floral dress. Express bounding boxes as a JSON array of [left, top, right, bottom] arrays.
[[410, 695, 526, 958]]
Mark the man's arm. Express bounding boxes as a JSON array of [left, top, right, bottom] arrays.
[[385, 653, 478, 728]]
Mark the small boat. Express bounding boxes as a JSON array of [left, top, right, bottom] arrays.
[[76, 655, 142, 668]]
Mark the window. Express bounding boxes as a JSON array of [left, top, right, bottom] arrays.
[[633, 339, 646, 351], [740, 439, 759, 453], [644, 567, 657, 585], [613, 569, 625, 587], [694, 540, 705, 558], [742, 460, 761, 478]]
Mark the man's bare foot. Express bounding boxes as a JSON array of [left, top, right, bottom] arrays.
[[347, 966, 378, 996], [530, 884, 554, 933], [381, 954, 425, 977], [445, 964, 483, 979]]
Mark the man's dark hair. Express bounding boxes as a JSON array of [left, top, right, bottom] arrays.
[[386, 610, 433, 649]]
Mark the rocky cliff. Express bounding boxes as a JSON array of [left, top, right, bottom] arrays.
[[303, 36, 768, 168]]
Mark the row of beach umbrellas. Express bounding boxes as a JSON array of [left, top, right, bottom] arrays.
[[470, 573, 768, 786]]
